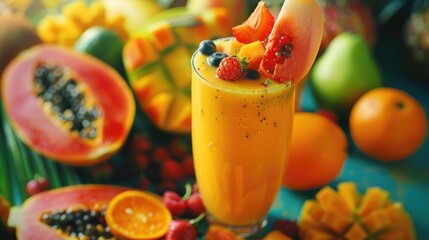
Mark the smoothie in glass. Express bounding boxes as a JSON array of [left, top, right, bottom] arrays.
[[191, 38, 295, 234]]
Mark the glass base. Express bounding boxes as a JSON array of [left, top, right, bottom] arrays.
[[207, 213, 268, 238]]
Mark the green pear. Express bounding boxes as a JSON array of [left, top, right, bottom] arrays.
[[310, 32, 382, 115]]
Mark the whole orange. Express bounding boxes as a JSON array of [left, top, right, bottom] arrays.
[[349, 87, 427, 162], [283, 112, 348, 190]]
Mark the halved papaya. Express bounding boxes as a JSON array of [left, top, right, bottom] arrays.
[[1, 45, 135, 166], [123, 7, 231, 133], [7, 185, 129, 240]]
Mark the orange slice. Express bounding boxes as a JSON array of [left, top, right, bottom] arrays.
[[105, 190, 172, 240]]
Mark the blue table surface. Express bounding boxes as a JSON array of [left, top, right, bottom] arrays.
[[267, 31, 429, 239]]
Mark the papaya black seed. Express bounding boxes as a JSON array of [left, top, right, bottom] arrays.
[[40, 204, 113, 239], [275, 43, 294, 60], [82, 214, 90, 222], [34, 63, 100, 140], [75, 219, 83, 227], [85, 224, 97, 235]]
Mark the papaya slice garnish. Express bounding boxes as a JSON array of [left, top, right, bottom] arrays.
[[232, 1, 274, 44], [259, 0, 324, 84], [105, 190, 172, 240]]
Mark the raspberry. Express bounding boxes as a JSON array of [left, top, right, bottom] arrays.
[[169, 139, 188, 158], [135, 154, 149, 170], [161, 159, 184, 182], [165, 220, 198, 240], [163, 191, 187, 217], [131, 133, 152, 153], [186, 193, 205, 218], [151, 147, 170, 162], [216, 56, 245, 81], [181, 156, 195, 177]]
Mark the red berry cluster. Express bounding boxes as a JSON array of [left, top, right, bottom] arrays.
[[163, 183, 205, 219], [129, 133, 195, 194], [163, 184, 205, 240], [89, 163, 114, 183], [26, 177, 50, 196]]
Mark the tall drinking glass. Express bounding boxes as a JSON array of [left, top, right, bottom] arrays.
[[191, 38, 295, 237]]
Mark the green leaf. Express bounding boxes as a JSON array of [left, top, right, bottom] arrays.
[[1, 119, 30, 204], [0, 132, 12, 203], [29, 151, 49, 180], [44, 158, 62, 189], [57, 163, 81, 186], [263, 79, 272, 86]]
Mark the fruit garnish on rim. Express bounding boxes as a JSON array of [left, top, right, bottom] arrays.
[[199, 0, 324, 85], [259, 0, 324, 83]]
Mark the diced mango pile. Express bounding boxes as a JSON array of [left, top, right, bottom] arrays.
[[299, 182, 415, 240], [37, 0, 128, 46]]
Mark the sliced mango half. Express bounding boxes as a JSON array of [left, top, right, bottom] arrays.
[[123, 7, 231, 133]]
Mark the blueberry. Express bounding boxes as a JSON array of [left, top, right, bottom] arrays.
[[199, 40, 216, 55], [246, 70, 260, 79], [207, 52, 227, 67]]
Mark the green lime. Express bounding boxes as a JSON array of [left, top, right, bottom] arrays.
[[74, 27, 125, 76]]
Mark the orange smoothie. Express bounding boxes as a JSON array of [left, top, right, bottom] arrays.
[[191, 39, 295, 226]]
